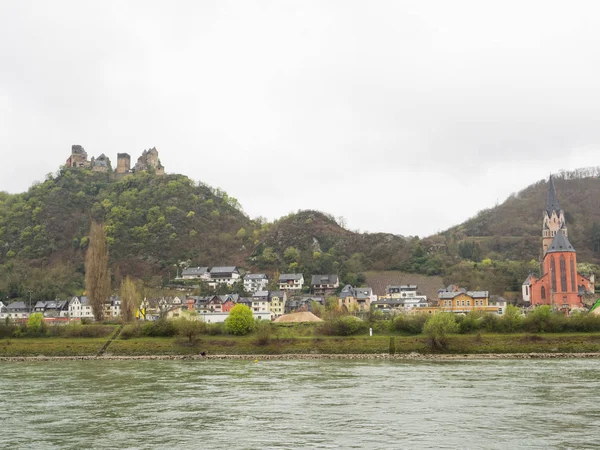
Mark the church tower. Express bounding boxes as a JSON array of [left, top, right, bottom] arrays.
[[542, 175, 567, 257]]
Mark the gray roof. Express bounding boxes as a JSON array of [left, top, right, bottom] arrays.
[[546, 230, 575, 253], [546, 175, 561, 214], [339, 285, 373, 299], [7, 301, 27, 310], [210, 266, 238, 275], [34, 301, 47, 309], [253, 291, 270, 299], [270, 291, 286, 299], [279, 273, 303, 281], [438, 290, 489, 299], [182, 267, 209, 275], [244, 273, 268, 280], [311, 274, 339, 285]]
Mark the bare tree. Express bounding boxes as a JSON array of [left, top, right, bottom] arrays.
[[119, 276, 140, 323], [85, 221, 111, 321]]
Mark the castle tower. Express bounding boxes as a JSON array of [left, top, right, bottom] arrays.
[[542, 175, 567, 257], [116, 153, 131, 174], [67, 144, 89, 168]]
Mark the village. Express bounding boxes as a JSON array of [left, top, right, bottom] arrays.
[[1, 175, 598, 325]]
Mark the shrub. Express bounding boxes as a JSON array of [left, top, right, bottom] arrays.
[[0, 321, 17, 339], [141, 319, 177, 337], [456, 312, 482, 334], [319, 316, 368, 336], [26, 313, 47, 336], [393, 313, 428, 335], [120, 323, 141, 340], [205, 322, 225, 335], [498, 305, 524, 333], [225, 304, 255, 336], [62, 323, 114, 338], [254, 320, 273, 345], [389, 337, 396, 355], [175, 318, 205, 344], [423, 313, 458, 350], [523, 306, 567, 333], [568, 312, 600, 332]]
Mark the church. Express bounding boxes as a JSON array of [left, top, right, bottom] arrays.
[[522, 176, 595, 312]]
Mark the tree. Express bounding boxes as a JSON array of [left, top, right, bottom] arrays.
[[225, 304, 255, 335], [175, 316, 205, 344], [27, 312, 46, 335], [85, 221, 111, 321], [423, 313, 458, 349], [119, 276, 140, 323], [283, 246, 300, 263]]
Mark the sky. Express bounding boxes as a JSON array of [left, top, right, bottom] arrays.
[[1, 0, 599, 237]]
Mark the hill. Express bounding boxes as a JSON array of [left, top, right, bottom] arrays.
[[431, 169, 600, 265]]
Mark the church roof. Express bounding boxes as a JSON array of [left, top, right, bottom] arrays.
[[546, 230, 575, 253], [546, 175, 561, 214]]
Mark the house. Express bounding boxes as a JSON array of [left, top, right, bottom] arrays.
[[237, 297, 253, 309], [6, 301, 29, 320], [251, 291, 270, 313], [37, 300, 70, 318], [278, 273, 304, 292], [311, 275, 339, 296], [209, 266, 241, 288], [198, 311, 271, 323], [285, 296, 325, 314], [243, 274, 269, 293], [416, 287, 501, 315], [385, 285, 428, 303], [196, 294, 240, 314], [371, 295, 428, 312], [0, 301, 6, 319], [338, 285, 376, 312], [104, 296, 121, 318], [269, 291, 287, 318], [68, 296, 95, 319], [180, 267, 210, 281]]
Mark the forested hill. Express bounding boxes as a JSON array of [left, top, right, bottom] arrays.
[[1, 166, 599, 303], [430, 169, 600, 265], [0, 168, 257, 299]]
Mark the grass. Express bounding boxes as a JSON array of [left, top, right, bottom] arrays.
[[4, 332, 600, 357]]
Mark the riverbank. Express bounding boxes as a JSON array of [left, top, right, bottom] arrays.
[[2, 352, 600, 362], [3, 332, 600, 358]]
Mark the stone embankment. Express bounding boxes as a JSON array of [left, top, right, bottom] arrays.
[[2, 352, 600, 362]]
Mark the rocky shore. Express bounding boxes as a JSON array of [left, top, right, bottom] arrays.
[[2, 352, 600, 362]]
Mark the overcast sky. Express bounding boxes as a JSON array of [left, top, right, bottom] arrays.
[[1, 1, 599, 237]]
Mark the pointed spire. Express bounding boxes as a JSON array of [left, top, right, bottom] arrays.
[[546, 174, 561, 214]]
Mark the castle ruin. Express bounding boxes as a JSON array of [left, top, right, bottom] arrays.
[[66, 145, 165, 176]]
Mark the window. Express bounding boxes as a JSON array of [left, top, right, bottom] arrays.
[[560, 255, 567, 292], [541, 286, 546, 300], [551, 257, 557, 292], [570, 256, 576, 292]]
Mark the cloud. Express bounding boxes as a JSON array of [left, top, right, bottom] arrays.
[[1, 0, 599, 236]]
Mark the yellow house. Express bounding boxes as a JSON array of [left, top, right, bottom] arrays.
[[269, 291, 287, 318], [415, 290, 502, 315]]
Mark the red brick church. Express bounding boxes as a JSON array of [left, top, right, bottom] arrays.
[[522, 176, 594, 312]]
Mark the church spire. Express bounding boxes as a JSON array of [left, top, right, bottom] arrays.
[[546, 175, 561, 214]]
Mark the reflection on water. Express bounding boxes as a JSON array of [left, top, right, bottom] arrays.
[[1, 359, 600, 449]]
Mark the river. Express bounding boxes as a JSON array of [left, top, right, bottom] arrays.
[[1, 358, 599, 449]]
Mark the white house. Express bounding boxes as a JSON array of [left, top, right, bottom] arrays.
[[179, 266, 210, 281], [6, 301, 29, 320], [385, 285, 428, 304], [209, 266, 240, 288], [68, 296, 95, 319], [0, 301, 6, 319], [278, 273, 304, 292], [251, 291, 271, 313], [105, 296, 121, 318], [243, 274, 269, 293], [198, 311, 271, 323]]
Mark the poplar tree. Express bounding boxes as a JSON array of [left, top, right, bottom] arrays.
[[119, 276, 139, 323], [85, 221, 111, 321]]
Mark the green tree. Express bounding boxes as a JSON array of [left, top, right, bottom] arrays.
[[500, 304, 523, 332], [27, 312, 46, 335], [283, 246, 300, 263], [225, 304, 255, 335], [85, 222, 111, 321], [119, 276, 140, 323], [423, 313, 458, 349]]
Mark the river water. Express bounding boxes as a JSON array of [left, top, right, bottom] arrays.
[[1, 358, 600, 449]]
